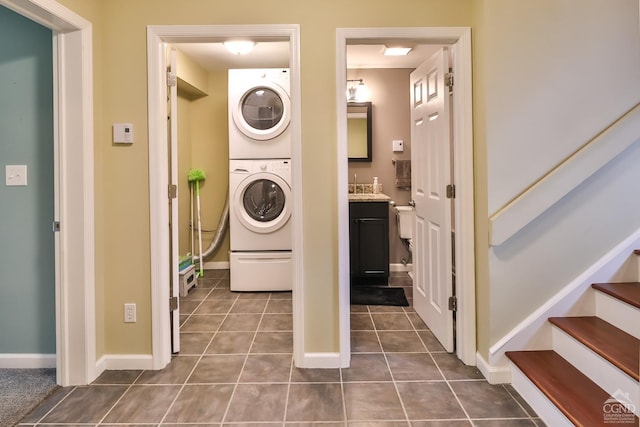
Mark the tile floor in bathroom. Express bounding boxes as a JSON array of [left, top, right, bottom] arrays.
[[18, 270, 543, 426]]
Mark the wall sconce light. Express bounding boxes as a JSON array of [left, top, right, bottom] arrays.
[[347, 79, 369, 102], [223, 40, 256, 55]]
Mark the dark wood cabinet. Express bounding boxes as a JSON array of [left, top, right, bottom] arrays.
[[349, 201, 389, 285]]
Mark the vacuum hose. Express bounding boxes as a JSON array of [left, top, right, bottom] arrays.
[[193, 195, 230, 262]]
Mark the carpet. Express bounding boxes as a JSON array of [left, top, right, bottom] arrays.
[[351, 286, 409, 306], [0, 369, 58, 427]]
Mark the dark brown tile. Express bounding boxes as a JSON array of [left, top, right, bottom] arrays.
[[342, 354, 392, 382], [290, 367, 341, 382], [351, 313, 374, 330], [136, 356, 198, 384], [504, 384, 537, 417], [231, 299, 268, 313], [163, 384, 234, 423], [181, 288, 211, 301], [411, 421, 471, 426], [265, 299, 292, 313], [179, 332, 214, 355], [449, 381, 528, 419], [188, 355, 246, 383], [224, 383, 288, 422], [343, 382, 405, 421], [351, 330, 382, 353], [405, 312, 428, 329], [92, 370, 141, 384], [286, 383, 345, 422], [207, 289, 237, 299], [386, 353, 443, 381], [240, 354, 292, 382], [180, 314, 225, 332], [431, 353, 484, 380], [472, 420, 537, 426], [237, 292, 271, 299], [219, 314, 262, 331], [417, 330, 446, 352], [348, 422, 410, 427], [194, 299, 235, 314], [179, 300, 200, 314], [368, 304, 406, 313], [378, 331, 427, 352], [206, 331, 254, 354], [103, 385, 180, 423], [350, 304, 369, 313], [371, 313, 413, 330], [250, 332, 293, 353], [396, 381, 466, 420], [20, 386, 75, 423], [259, 313, 293, 331]]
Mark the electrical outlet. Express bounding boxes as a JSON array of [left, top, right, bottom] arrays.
[[124, 303, 136, 323]]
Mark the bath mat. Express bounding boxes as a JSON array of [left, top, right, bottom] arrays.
[[351, 286, 409, 306]]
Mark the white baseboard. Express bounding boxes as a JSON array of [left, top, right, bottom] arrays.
[[96, 354, 154, 372], [390, 263, 412, 272], [476, 351, 511, 384], [296, 352, 342, 368], [203, 261, 230, 270], [0, 354, 56, 368]]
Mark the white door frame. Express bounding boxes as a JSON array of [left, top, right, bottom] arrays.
[[0, 0, 96, 385], [336, 27, 476, 366], [146, 25, 303, 370]]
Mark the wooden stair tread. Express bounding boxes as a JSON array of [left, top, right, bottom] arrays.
[[506, 350, 639, 426], [549, 316, 639, 381], [592, 282, 640, 309]]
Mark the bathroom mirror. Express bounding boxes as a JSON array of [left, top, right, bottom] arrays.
[[347, 102, 372, 162]]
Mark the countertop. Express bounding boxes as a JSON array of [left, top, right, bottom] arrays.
[[348, 192, 392, 202]]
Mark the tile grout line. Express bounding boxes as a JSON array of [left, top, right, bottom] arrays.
[[94, 370, 146, 425]]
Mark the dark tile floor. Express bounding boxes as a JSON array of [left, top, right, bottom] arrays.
[[18, 270, 543, 426]]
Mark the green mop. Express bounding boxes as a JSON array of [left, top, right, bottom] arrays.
[[188, 168, 206, 277]]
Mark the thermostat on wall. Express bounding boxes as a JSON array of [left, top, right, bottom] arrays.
[[113, 123, 134, 144]]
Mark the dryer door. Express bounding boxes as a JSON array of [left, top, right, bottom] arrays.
[[232, 80, 291, 141], [233, 172, 291, 233]]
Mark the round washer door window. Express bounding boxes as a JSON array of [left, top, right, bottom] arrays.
[[234, 173, 291, 233], [232, 81, 291, 141]]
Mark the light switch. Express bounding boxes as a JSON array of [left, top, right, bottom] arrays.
[[5, 165, 27, 186], [113, 123, 134, 144], [393, 140, 404, 152]]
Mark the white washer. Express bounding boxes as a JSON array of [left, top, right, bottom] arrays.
[[229, 159, 292, 291], [228, 68, 291, 159]]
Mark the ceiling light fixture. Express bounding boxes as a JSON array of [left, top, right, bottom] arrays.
[[223, 40, 256, 55], [383, 46, 412, 56]]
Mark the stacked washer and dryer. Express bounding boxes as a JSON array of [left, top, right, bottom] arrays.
[[228, 68, 293, 291]]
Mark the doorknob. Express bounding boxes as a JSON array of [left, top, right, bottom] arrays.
[[408, 200, 416, 207]]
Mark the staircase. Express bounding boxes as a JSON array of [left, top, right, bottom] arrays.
[[506, 252, 640, 427]]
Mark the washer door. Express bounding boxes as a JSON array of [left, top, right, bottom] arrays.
[[233, 173, 291, 233], [232, 80, 291, 141]]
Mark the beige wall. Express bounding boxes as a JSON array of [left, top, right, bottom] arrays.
[[55, 0, 472, 357], [347, 68, 413, 264]]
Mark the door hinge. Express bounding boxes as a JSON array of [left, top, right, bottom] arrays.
[[446, 184, 455, 199], [448, 296, 457, 311], [445, 70, 454, 88], [166, 71, 177, 87], [168, 184, 177, 199], [170, 296, 178, 311], [53, 221, 61, 232]]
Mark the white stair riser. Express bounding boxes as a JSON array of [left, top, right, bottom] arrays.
[[552, 327, 640, 417], [595, 291, 640, 339], [509, 363, 573, 427]]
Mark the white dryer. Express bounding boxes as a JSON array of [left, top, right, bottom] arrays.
[[229, 159, 292, 291], [228, 68, 291, 159]]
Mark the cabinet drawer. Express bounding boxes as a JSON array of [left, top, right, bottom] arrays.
[[349, 201, 389, 219]]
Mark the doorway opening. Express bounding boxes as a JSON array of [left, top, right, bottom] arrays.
[[336, 28, 475, 367], [147, 25, 303, 370]]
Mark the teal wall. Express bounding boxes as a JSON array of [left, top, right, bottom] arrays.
[[0, 6, 55, 354]]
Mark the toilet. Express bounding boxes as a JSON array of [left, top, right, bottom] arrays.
[[394, 205, 414, 276]]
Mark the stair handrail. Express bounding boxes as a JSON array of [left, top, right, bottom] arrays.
[[490, 102, 640, 246]]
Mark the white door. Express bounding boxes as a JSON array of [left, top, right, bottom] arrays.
[[168, 47, 180, 353], [410, 48, 454, 352]]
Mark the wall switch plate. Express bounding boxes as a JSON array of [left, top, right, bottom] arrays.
[[113, 123, 134, 144], [124, 303, 137, 323], [392, 140, 404, 152], [5, 165, 27, 186]]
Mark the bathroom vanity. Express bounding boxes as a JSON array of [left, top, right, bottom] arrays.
[[349, 193, 391, 285]]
